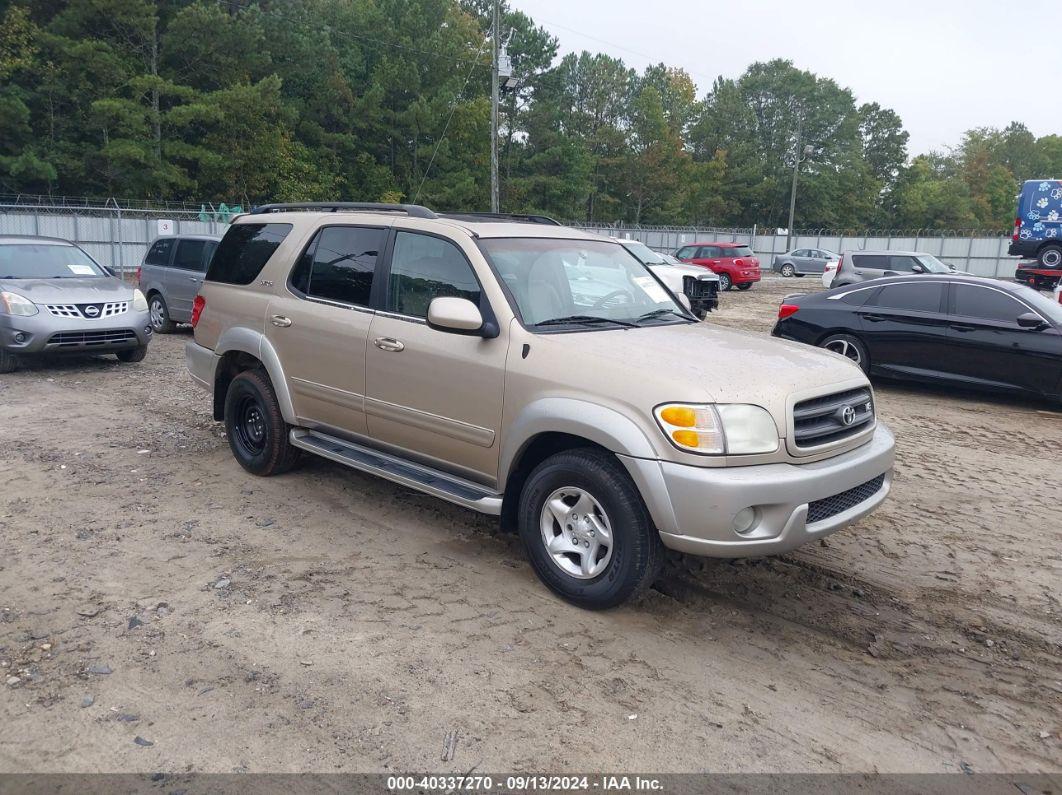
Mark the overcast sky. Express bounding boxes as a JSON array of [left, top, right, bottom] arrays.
[[514, 0, 1060, 157]]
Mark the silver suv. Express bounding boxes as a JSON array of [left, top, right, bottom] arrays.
[[185, 203, 895, 608], [0, 235, 152, 373], [831, 250, 957, 287], [139, 234, 220, 332]]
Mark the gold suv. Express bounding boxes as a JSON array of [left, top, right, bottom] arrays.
[[185, 203, 894, 608]]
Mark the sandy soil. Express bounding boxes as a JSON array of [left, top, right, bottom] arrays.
[[0, 274, 1060, 774]]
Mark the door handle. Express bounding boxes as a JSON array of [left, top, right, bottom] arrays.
[[862, 313, 886, 322], [949, 323, 976, 333], [271, 315, 292, 328], [187, 276, 199, 282], [374, 337, 405, 352]]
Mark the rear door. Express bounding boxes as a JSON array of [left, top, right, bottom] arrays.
[[849, 253, 890, 281], [856, 281, 951, 379], [168, 239, 213, 321], [945, 283, 1061, 395], [807, 250, 830, 274], [791, 249, 813, 273]]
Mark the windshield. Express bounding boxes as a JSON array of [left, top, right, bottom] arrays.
[[0, 243, 107, 279], [622, 240, 667, 265], [479, 238, 690, 330], [916, 254, 953, 273]]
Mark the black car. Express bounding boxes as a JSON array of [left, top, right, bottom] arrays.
[[772, 275, 1062, 401]]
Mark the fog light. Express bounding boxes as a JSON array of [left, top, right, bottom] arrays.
[[145, 326, 153, 335], [732, 507, 757, 536], [13, 332, 26, 344]]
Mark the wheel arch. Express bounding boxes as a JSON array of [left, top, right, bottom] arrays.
[[212, 328, 295, 423]]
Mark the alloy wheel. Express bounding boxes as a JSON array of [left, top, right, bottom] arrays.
[[539, 487, 614, 580], [824, 338, 862, 365]]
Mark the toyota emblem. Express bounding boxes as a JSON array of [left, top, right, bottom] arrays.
[[840, 405, 856, 426]]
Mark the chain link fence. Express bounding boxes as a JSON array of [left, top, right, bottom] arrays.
[[0, 197, 1019, 278]]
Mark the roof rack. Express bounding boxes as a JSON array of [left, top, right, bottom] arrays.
[[439, 212, 562, 226], [249, 202, 437, 219]]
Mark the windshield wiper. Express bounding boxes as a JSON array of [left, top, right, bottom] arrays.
[[636, 308, 687, 323], [534, 314, 638, 329]]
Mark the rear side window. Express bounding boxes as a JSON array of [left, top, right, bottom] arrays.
[[145, 238, 174, 266], [206, 223, 292, 285], [173, 239, 211, 272], [870, 283, 944, 313], [888, 255, 919, 272], [387, 232, 480, 318], [289, 225, 385, 306], [851, 254, 887, 270], [697, 246, 718, 258], [952, 285, 1026, 322], [675, 246, 696, 259]]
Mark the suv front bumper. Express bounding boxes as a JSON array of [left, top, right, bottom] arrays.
[[620, 424, 894, 557]]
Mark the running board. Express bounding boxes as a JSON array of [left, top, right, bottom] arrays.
[[290, 429, 503, 515]]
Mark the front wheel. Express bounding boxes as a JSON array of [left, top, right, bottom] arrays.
[[820, 333, 869, 373], [0, 349, 18, 374], [735, 282, 752, 291], [224, 369, 300, 476], [518, 448, 664, 609], [115, 346, 147, 363], [1038, 244, 1062, 269], [779, 263, 795, 277], [717, 273, 732, 291], [149, 294, 176, 333]]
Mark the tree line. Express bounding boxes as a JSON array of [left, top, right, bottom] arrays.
[[1, 0, 1059, 231]]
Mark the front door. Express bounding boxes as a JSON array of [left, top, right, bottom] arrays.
[[365, 230, 507, 483], [265, 224, 388, 436], [945, 283, 1062, 395]]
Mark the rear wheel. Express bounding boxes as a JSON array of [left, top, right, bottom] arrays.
[[779, 263, 796, 277], [116, 346, 147, 363], [224, 369, 300, 476], [0, 349, 18, 374], [735, 282, 752, 291], [149, 294, 176, 333], [717, 273, 732, 291], [1038, 244, 1062, 269], [518, 448, 664, 609], [820, 333, 869, 373]]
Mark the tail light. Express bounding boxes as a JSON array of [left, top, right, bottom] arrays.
[[1013, 217, 1022, 242], [824, 262, 837, 272], [778, 303, 800, 319], [190, 294, 205, 328], [135, 266, 142, 284]]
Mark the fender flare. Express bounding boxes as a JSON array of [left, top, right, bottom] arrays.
[[215, 327, 297, 424]]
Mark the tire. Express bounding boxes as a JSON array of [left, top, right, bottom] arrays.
[[148, 293, 176, 333], [517, 448, 664, 610], [116, 346, 147, 363], [735, 282, 752, 291], [779, 263, 796, 277], [717, 273, 732, 291], [819, 333, 869, 373], [0, 349, 18, 374], [1038, 244, 1062, 269], [223, 369, 300, 476], [692, 305, 707, 320]]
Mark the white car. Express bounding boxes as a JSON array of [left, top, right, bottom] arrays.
[[821, 259, 840, 288], [615, 240, 720, 318]]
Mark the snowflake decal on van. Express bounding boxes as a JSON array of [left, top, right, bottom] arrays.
[[1039, 181, 1052, 191], [1037, 198, 1049, 208]]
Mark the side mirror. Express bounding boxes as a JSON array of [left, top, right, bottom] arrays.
[[1017, 312, 1047, 330], [427, 297, 487, 336], [677, 293, 692, 311], [910, 263, 926, 274]]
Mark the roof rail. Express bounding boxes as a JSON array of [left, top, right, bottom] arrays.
[[439, 212, 562, 226], [249, 202, 437, 219]]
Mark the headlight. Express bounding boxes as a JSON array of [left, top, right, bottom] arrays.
[[0, 291, 38, 317], [655, 403, 779, 455], [132, 289, 148, 312]]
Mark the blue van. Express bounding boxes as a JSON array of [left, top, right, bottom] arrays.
[[1009, 179, 1062, 267]]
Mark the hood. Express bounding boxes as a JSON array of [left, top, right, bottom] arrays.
[[532, 320, 868, 432], [649, 262, 719, 280], [1, 276, 135, 304]]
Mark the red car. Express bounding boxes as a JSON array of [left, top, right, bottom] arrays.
[[674, 242, 761, 291]]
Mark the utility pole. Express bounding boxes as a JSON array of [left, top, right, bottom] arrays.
[[786, 115, 812, 253], [490, 0, 500, 213]]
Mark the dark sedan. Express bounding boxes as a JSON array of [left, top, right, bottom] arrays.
[[772, 275, 1062, 401]]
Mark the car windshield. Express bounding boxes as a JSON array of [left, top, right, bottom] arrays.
[[727, 245, 754, 257], [478, 238, 690, 330], [622, 240, 668, 265], [916, 254, 953, 273], [0, 243, 107, 279]]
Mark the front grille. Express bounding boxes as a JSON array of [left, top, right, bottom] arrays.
[[683, 275, 719, 300], [793, 387, 874, 448], [47, 329, 136, 348], [807, 474, 886, 525], [45, 302, 129, 319]]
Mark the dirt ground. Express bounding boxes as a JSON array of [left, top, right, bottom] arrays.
[[0, 273, 1060, 775]]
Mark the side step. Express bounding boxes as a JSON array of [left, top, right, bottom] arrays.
[[290, 429, 503, 515]]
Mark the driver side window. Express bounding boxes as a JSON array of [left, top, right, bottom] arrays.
[[387, 232, 481, 319]]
